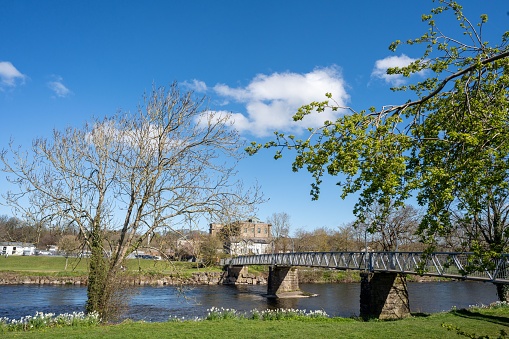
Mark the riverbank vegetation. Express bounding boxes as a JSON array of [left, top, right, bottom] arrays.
[[1, 303, 508, 338]]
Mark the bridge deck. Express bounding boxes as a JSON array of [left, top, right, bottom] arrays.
[[220, 251, 509, 284]]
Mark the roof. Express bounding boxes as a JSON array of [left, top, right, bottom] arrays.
[[230, 237, 272, 244], [0, 242, 35, 247]]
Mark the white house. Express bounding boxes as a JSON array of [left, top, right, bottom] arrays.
[[229, 238, 271, 256], [0, 242, 36, 256]]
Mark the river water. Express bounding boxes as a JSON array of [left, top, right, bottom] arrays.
[[0, 282, 498, 322]]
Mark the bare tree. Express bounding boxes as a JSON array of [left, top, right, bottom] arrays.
[[450, 187, 509, 301], [0, 216, 25, 242], [358, 203, 421, 252], [267, 212, 291, 252], [1, 83, 261, 320], [267, 212, 290, 238], [58, 234, 81, 271], [213, 199, 260, 254], [336, 223, 356, 251], [294, 227, 336, 252]]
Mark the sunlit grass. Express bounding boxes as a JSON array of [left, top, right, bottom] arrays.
[[1, 303, 508, 339], [0, 255, 222, 278], [0, 256, 89, 275]]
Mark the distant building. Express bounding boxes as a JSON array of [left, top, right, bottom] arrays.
[[209, 218, 272, 239], [0, 242, 36, 256], [230, 238, 271, 255], [209, 218, 273, 256]]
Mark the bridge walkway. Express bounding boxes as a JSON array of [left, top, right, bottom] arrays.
[[221, 251, 509, 284]]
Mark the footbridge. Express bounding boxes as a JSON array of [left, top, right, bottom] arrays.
[[220, 251, 508, 319]]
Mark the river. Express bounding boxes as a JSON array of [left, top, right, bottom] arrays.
[[0, 282, 498, 322]]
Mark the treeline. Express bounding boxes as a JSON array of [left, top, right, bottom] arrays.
[[286, 204, 479, 254], [0, 215, 220, 262], [0, 215, 74, 248], [1, 205, 480, 256]]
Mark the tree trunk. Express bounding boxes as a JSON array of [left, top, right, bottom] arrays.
[[85, 230, 109, 318]]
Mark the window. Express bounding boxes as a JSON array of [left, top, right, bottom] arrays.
[[257, 228, 261, 233], [244, 228, 247, 233]]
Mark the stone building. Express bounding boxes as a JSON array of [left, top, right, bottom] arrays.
[[209, 218, 272, 239], [209, 218, 272, 255]]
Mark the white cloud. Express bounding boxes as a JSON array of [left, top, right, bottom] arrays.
[[182, 79, 208, 93], [0, 61, 26, 89], [212, 66, 349, 137], [371, 54, 426, 86], [194, 109, 238, 130], [48, 76, 71, 97]]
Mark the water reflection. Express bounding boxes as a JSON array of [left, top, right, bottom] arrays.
[[0, 281, 498, 322]]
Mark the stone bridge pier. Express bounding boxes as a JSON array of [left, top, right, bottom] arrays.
[[360, 272, 410, 320], [222, 265, 266, 285], [267, 265, 299, 297], [222, 265, 410, 319], [223, 265, 300, 297]]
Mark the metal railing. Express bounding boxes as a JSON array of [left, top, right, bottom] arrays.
[[220, 251, 509, 284]]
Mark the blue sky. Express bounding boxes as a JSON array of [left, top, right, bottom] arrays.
[[1, 1, 507, 234]]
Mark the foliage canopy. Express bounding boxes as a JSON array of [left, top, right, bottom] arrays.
[[247, 1, 509, 255]]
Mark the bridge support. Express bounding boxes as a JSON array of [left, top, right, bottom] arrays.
[[222, 265, 267, 285], [223, 265, 247, 284], [359, 272, 410, 320], [267, 266, 299, 297], [496, 283, 509, 302]]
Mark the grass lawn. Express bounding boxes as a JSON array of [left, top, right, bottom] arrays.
[[0, 255, 222, 278], [1, 307, 508, 339]]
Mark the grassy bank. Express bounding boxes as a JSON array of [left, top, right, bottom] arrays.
[[298, 268, 360, 283], [0, 256, 363, 283], [0, 255, 222, 279], [1, 305, 508, 339]]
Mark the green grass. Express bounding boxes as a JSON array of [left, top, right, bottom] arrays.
[[0, 256, 89, 275], [123, 259, 221, 279], [1, 307, 508, 339], [298, 268, 360, 283], [247, 265, 269, 275], [0, 255, 222, 278]]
